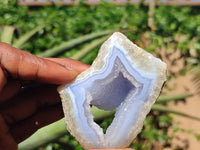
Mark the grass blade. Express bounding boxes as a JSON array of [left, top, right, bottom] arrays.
[[152, 104, 200, 121], [13, 24, 46, 49], [70, 36, 109, 60], [18, 118, 67, 150], [0, 25, 15, 44], [37, 30, 113, 58], [156, 93, 192, 103], [18, 106, 114, 150]]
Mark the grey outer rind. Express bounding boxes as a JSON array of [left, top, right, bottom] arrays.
[[58, 32, 167, 149]]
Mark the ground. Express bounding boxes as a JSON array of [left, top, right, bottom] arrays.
[[164, 72, 200, 150]]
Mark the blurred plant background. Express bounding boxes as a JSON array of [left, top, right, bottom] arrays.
[[0, 0, 200, 150]]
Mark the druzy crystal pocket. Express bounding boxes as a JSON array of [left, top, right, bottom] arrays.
[[58, 32, 167, 149]]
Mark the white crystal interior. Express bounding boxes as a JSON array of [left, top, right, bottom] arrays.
[[58, 32, 167, 149]]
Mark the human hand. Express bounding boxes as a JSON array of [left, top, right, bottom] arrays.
[[0, 42, 89, 150]]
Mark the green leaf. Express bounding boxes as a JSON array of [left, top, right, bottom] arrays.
[[70, 36, 109, 60], [18, 106, 114, 150], [152, 104, 200, 121], [13, 24, 47, 49], [156, 93, 192, 103], [18, 118, 67, 150], [37, 30, 114, 58], [0, 25, 15, 44]]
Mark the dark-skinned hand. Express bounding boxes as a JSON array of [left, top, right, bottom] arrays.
[[0, 42, 134, 150], [0, 42, 89, 150]]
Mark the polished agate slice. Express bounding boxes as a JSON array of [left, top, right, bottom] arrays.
[[58, 32, 167, 149]]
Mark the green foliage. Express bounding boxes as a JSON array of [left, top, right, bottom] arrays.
[[37, 30, 112, 57], [154, 6, 200, 35], [0, 2, 148, 56], [0, 0, 28, 25], [1, 2, 200, 150], [152, 6, 200, 54]]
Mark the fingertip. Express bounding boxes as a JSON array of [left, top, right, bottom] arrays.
[[62, 68, 79, 83], [46, 66, 79, 84], [75, 62, 90, 74]]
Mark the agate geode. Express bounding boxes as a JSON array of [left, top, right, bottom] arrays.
[[58, 32, 167, 149]]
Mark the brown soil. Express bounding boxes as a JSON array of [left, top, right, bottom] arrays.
[[163, 72, 200, 150], [153, 42, 200, 149]]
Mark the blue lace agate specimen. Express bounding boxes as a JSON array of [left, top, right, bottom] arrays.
[[58, 32, 167, 149]]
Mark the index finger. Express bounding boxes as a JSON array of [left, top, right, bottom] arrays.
[[0, 42, 78, 84]]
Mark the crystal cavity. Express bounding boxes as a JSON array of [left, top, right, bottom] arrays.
[[58, 32, 167, 149]]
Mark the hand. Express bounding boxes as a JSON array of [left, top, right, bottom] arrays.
[[0, 42, 89, 150]]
